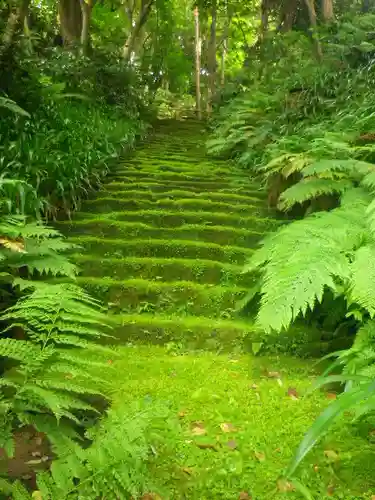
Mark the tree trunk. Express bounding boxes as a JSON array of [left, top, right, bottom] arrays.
[[304, 0, 322, 60], [279, 0, 298, 32], [207, 0, 217, 113], [260, 0, 269, 40], [79, 0, 95, 54], [0, 0, 31, 57], [221, 38, 227, 86], [194, 5, 201, 120], [321, 0, 334, 21], [123, 0, 154, 61], [58, 0, 82, 47]]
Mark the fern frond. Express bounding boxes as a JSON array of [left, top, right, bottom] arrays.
[[303, 158, 375, 179], [348, 244, 375, 316], [278, 178, 353, 210], [248, 191, 369, 332]]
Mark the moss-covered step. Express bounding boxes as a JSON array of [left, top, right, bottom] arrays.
[[68, 236, 254, 264], [65, 210, 277, 232], [72, 255, 253, 287], [122, 162, 238, 176], [109, 313, 255, 350], [109, 169, 251, 184], [99, 188, 265, 206], [103, 181, 267, 198], [62, 220, 265, 247], [71, 276, 247, 318], [108, 172, 254, 187], [82, 197, 266, 217]]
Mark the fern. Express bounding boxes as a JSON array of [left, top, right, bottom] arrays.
[[0, 282, 116, 459], [278, 178, 353, 210], [32, 401, 177, 499], [0, 216, 78, 279], [245, 188, 371, 332]]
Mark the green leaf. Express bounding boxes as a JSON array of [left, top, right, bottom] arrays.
[[286, 380, 375, 477]]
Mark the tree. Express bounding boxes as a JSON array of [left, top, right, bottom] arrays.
[[194, 4, 202, 119], [0, 0, 31, 57], [123, 0, 155, 61], [58, 0, 82, 46]]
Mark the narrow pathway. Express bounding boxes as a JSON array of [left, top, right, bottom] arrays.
[[61, 121, 276, 349]]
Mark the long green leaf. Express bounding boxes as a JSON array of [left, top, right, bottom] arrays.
[[286, 380, 375, 477]]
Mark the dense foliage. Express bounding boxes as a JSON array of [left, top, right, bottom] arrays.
[[208, 3, 375, 486], [4, 0, 375, 495]]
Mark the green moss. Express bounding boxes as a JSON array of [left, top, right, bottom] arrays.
[[100, 188, 265, 206], [64, 219, 265, 247], [104, 181, 267, 198], [86, 196, 265, 217], [109, 313, 255, 348], [104, 346, 375, 499], [69, 209, 277, 231], [108, 172, 251, 188], [68, 236, 253, 264], [73, 276, 247, 317], [72, 255, 253, 287]]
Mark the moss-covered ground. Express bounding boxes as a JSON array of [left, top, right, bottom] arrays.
[[59, 121, 375, 498]]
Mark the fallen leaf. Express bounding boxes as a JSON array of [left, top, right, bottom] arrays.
[[181, 467, 193, 475], [141, 494, 162, 500], [277, 478, 295, 493], [326, 392, 337, 400], [178, 410, 187, 418], [324, 449, 339, 461], [371, 496, 375, 500], [226, 439, 238, 450], [266, 370, 281, 379], [239, 492, 251, 500], [287, 387, 299, 400], [220, 422, 236, 433], [191, 421, 206, 436], [254, 451, 266, 462], [196, 442, 218, 451], [327, 484, 335, 496]]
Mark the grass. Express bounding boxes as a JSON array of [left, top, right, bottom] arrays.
[[105, 346, 375, 499]]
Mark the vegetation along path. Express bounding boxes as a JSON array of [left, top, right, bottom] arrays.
[[60, 121, 374, 499]]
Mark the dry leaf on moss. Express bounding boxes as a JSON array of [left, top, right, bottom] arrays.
[[277, 478, 294, 492], [191, 421, 206, 436], [287, 387, 299, 400], [220, 422, 236, 433], [254, 451, 266, 462]]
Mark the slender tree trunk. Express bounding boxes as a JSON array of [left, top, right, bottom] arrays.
[[221, 38, 227, 86], [304, 0, 322, 60], [123, 0, 154, 61], [0, 0, 31, 57], [79, 0, 95, 54], [321, 0, 334, 21], [194, 5, 201, 120], [279, 0, 298, 32], [260, 0, 269, 40], [207, 0, 217, 113], [59, 0, 82, 46]]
